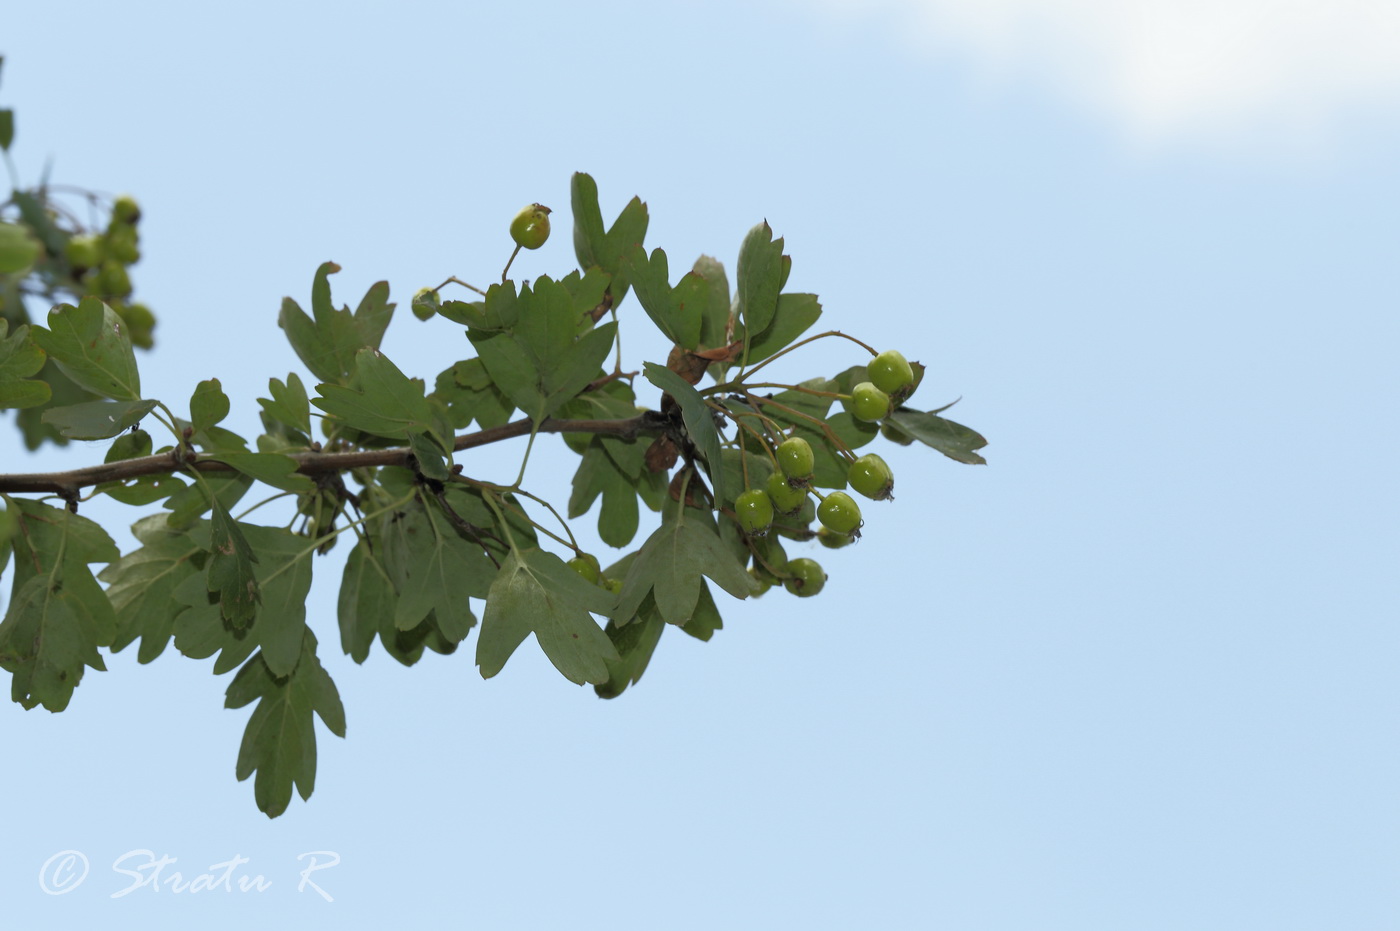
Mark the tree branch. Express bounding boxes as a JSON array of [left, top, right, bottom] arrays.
[[0, 413, 670, 496]]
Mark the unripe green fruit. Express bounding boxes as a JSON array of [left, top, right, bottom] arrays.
[[97, 261, 132, 297], [567, 554, 601, 584], [881, 421, 915, 446], [765, 470, 808, 514], [850, 382, 891, 422], [817, 491, 862, 535], [112, 194, 142, 224], [510, 203, 551, 250], [817, 527, 855, 549], [0, 223, 41, 275], [867, 349, 914, 395], [775, 436, 814, 481], [783, 557, 826, 597], [64, 234, 104, 269], [748, 569, 772, 597], [847, 453, 894, 500], [734, 488, 775, 535], [603, 577, 624, 595], [117, 302, 156, 349], [411, 287, 440, 321], [107, 225, 140, 264]]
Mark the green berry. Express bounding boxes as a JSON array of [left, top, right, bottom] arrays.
[[64, 234, 104, 269], [411, 287, 440, 321], [509, 203, 551, 250], [817, 527, 855, 549], [567, 554, 601, 584], [850, 382, 891, 422], [867, 350, 914, 395], [97, 261, 132, 297], [817, 491, 862, 535], [881, 421, 915, 446], [775, 436, 814, 481], [748, 568, 772, 597], [765, 470, 808, 514], [0, 223, 41, 275], [735, 488, 775, 535], [107, 225, 140, 264], [117, 302, 156, 349], [783, 557, 826, 597], [847, 453, 894, 500], [111, 195, 142, 225]]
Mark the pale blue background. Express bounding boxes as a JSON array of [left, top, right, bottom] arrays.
[[3, 2, 1398, 928]]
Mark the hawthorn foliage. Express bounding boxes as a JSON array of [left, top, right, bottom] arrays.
[[0, 69, 987, 817]]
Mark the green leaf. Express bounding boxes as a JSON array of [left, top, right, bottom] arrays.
[[207, 497, 260, 631], [0, 573, 111, 712], [12, 191, 65, 256], [0, 500, 119, 711], [614, 516, 757, 627], [559, 266, 612, 326], [679, 580, 724, 642], [31, 298, 141, 401], [625, 247, 705, 349], [476, 548, 619, 685], [570, 172, 649, 307], [258, 373, 312, 438], [827, 410, 879, 451], [467, 330, 543, 416], [239, 524, 316, 677], [0, 321, 51, 409], [353, 280, 395, 350], [106, 427, 153, 462], [165, 473, 252, 530], [734, 221, 784, 337], [101, 515, 202, 663], [39, 398, 156, 440], [643, 362, 725, 505], [277, 263, 395, 386], [889, 408, 989, 465], [743, 292, 822, 366], [568, 441, 641, 548], [431, 358, 514, 430], [189, 378, 230, 434], [226, 630, 345, 819], [468, 281, 617, 422], [207, 452, 315, 492], [338, 539, 396, 664], [377, 499, 493, 642], [170, 573, 258, 674], [0, 108, 13, 151], [692, 255, 732, 351], [408, 430, 451, 481], [313, 348, 435, 439], [594, 597, 665, 699]]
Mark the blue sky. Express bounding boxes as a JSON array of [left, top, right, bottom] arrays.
[[3, 1, 1398, 928]]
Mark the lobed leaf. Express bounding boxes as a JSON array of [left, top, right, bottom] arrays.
[[225, 631, 345, 819], [31, 298, 142, 401], [476, 548, 619, 685]]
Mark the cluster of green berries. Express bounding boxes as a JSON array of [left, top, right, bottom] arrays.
[[569, 348, 916, 603], [62, 195, 154, 348], [848, 349, 917, 422]]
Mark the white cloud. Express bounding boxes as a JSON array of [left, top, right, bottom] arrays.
[[802, 0, 1400, 151]]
